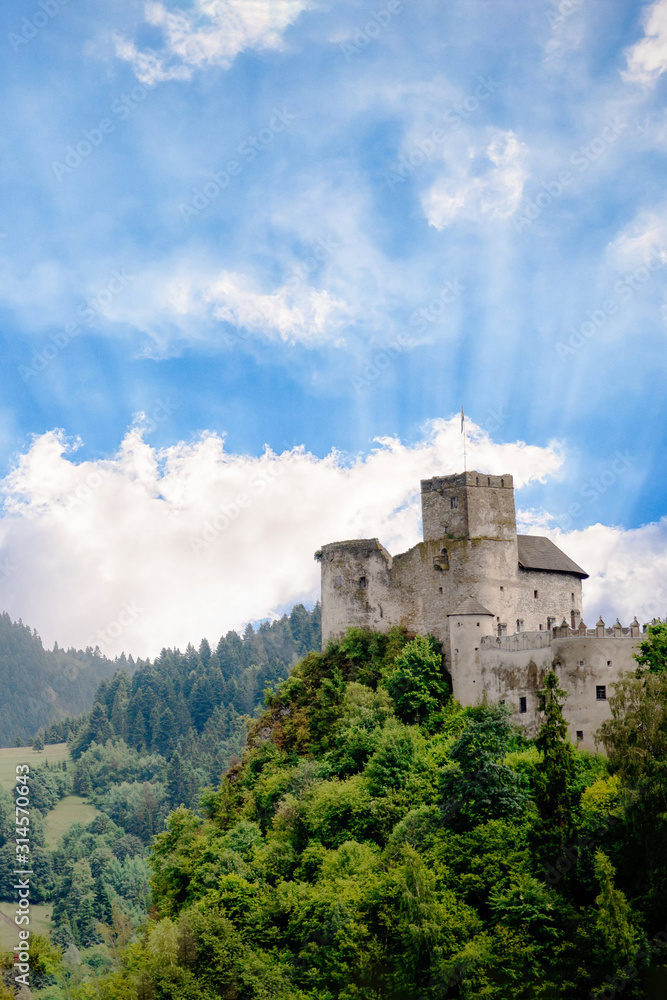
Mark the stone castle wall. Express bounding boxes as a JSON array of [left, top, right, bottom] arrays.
[[317, 470, 641, 748]]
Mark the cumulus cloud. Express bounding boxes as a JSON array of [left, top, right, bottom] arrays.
[[115, 0, 312, 85], [623, 0, 667, 86], [519, 517, 667, 628], [422, 130, 528, 229], [0, 417, 564, 657]]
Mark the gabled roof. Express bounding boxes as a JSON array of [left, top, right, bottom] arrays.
[[448, 597, 494, 617], [517, 535, 588, 579]]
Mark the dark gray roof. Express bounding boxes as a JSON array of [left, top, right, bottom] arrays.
[[517, 535, 588, 579], [448, 597, 494, 616]]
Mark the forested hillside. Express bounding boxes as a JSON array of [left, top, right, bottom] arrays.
[[0, 613, 122, 745], [75, 622, 667, 1000], [0, 603, 323, 976]]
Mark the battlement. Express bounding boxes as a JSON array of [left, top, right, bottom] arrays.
[[317, 538, 392, 565], [421, 471, 514, 492], [421, 469, 516, 542], [480, 617, 646, 652]]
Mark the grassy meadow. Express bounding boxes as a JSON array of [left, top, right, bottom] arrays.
[[0, 743, 70, 792]]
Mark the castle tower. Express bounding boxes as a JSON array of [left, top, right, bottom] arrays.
[[448, 598, 496, 704], [421, 471, 516, 542], [318, 470, 586, 650]]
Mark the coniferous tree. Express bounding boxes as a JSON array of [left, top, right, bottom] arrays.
[[534, 670, 576, 858]]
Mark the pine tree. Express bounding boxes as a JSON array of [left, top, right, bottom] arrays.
[[534, 670, 576, 857]]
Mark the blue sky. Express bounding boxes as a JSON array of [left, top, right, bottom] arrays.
[[1, 0, 667, 655]]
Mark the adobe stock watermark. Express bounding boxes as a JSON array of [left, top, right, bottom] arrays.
[[179, 108, 296, 223], [52, 84, 152, 181], [8, 0, 71, 53], [189, 466, 283, 555], [556, 247, 665, 358], [409, 279, 465, 330], [18, 267, 135, 382], [547, 0, 585, 30], [551, 450, 636, 531], [385, 77, 500, 190], [222, 236, 340, 349], [340, 1, 403, 62], [590, 924, 667, 999], [514, 119, 626, 231], [351, 334, 410, 393], [86, 601, 143, 652]]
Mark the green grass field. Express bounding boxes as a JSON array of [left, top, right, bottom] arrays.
[[45, 795, 100, 848], [0, 902, 53, 951], [0, 743, 70, 792]]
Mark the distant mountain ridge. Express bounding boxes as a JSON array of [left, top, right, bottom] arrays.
[[0, 612, 125, 745]]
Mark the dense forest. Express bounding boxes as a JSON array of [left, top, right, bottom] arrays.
[[13, 617, 666, 999], [0, 603, 322, 986], [0, 613, 124, 745]]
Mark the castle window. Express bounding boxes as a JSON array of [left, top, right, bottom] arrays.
[[576, 731, 584, 742], [516, 620, 524, 632], [501, 478, 504, 487], [500, 585, 504, 592], [476, 622, 480, 627], [441, 548, 448, 562], [476, 476, 479, 485], [334, 575, 343, 588], [359, 576, 367, 589], [519, 697, 527, 713], [547, 617, 555, 630], [596, 685, 606, 701], [579, 660, 584, 667], [450, 496, 458, 509], [438, 587, 442, 594], [607, 660, 611, 667], [539, 624, 543, 631], [487, 477, 490, 485], [534, 589, 539, 599], [571, 593, 575, 602], [498, 624, 507, 636]]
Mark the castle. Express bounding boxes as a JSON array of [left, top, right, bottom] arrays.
[[317, 471, 645, 749]]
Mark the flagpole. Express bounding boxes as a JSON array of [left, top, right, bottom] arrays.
[[461, 406, 467, 472]]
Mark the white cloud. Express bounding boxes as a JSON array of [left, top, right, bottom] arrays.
[[422, 130, 528, 229], [102, 264, 350, 352], [0, 417, 564, 657], [519, 517, 667, 628], [115, 0, 312, 85], [609, 210, 667, 266], [623, 0, 667, 86]]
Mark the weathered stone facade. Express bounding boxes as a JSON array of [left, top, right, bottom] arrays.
[[317, 471, 646, 748]]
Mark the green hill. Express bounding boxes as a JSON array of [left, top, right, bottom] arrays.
[[65, 624, 667, 1000]]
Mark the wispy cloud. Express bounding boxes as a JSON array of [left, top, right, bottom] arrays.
[[623, 0, 667, 86], [422, 129, 528, 229], [115, 0, 312, 84]]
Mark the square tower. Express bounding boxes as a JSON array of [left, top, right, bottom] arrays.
[[421, 471, 516, 542]]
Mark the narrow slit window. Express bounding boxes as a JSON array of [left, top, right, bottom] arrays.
[[450, 496, 458, 509], [534, 589, 539, 599], [359, 576, 366, 589], [596, 685, 606, 701], [519, 696, 527, 713]]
